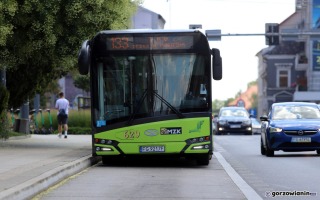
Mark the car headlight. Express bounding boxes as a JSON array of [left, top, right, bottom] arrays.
[[269, 127, 282, 133], [218, 120, 227, 125]]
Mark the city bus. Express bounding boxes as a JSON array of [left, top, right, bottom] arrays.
[[78, 29, 222, 165]]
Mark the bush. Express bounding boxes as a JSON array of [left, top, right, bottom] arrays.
[[0, 85, 10, 139], [32, 109, 91, 135], [68, 127, 92, 135]]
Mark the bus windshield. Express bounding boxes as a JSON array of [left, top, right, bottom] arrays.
[[95, 53, 210, 126]]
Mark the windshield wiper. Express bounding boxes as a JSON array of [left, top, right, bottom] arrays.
[[127, 89, 148, 126], [126, 89, 184, 126], [152, 90, 185, 119]]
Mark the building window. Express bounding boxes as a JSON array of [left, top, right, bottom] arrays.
[[277, 69, 289, 87], [279, 70, 288, 87], [275, 63, 292, 88]]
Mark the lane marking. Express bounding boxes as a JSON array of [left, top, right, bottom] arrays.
[[214, 151, 263, 200]]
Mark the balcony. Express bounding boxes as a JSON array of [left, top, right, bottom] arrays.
[[295, 54, 308, 71], [293, 91, 320, 101]]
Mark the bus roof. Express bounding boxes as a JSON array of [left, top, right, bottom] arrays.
[[96, 29, 206, 36]]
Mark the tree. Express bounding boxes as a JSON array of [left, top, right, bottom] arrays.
[[73, 74, 90, 94], [224, 98, 235, 107], [1, 0, 139, 108], [212, 99, 225, 114], [0, 1, 17, 49], [247, 80, 257, 88], [0, 84, 10, 138]]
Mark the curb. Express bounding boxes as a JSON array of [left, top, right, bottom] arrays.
[[1, 134, 31, 142], [0, 155, 101, 200]]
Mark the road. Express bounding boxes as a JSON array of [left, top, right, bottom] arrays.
[[33, 155, 247, 200], [33, 135, 320, 200], [215, 135, 320, 199]]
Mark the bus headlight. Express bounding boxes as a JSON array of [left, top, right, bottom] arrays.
[[96, 146, 114, 151], [192, 145, 210, 150]]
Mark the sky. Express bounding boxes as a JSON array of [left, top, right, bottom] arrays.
[[141, 0, 296, 100]]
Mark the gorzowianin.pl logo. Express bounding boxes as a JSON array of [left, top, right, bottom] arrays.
[[265, 190, 317, 198]]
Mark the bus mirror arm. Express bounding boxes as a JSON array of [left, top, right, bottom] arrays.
[[78, 40, 91, 75]]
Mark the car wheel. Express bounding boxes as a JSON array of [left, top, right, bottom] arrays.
[[265, 140, 274, 157], [260, 138, 266, 155]]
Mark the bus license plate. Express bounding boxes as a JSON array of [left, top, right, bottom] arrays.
[[291, 137, 311, 143], [139, 146, 165, 153]]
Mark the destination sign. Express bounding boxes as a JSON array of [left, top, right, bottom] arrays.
[[106, 35, 194, 50]]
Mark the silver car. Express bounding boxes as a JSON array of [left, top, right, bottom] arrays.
[[251, 117, 261, 134]]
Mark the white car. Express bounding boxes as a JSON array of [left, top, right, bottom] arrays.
[[251, 118, 261, 134]]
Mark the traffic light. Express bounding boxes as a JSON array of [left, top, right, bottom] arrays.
[[265, 23, 279, 45], [189, 24, 202, 29]]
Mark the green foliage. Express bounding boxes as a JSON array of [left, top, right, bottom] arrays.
[[1, 0, 139, 108], [212, 99, 225, 113], [224, 98, 235, 107], [67, 127, 91, 135], [0, 84, 10, 139], [0, 1, 17, 48], [33, 109, 91, 134], [251, 93, 258, 109], [73, 74, 90, 93]]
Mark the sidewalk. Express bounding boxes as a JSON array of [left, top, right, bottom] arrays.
[[0, 134, 98, 200], [0, 134, 251, 200]]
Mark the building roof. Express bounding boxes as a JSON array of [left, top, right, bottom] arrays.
[[228, 85, 258, 110], [268, 41, 305, 55]]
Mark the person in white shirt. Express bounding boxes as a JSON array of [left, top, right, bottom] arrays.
[[55, 92, 69, 138]]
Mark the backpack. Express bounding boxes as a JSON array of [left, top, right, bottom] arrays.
[[59, 109, 67, 116]]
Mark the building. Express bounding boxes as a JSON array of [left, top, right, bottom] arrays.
[[256, 0, 320, 117], [131, 6, 166, 29], [228, 85, 258, 111]]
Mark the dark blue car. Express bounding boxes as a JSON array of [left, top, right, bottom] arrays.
[[215, 106, 253, 135], [260, 102, 320, 157]]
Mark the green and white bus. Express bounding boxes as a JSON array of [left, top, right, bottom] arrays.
[[78, 29, 222, 165]]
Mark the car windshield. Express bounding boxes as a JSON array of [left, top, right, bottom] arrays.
[[272, 105, 320, 120], [220, 109, 249, 117]]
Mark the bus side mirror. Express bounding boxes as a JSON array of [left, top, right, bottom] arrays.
[[78, 40, 91, 75], [211, 48, 222, 80]]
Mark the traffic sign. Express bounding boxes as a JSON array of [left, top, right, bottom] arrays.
[[206, 29, 222, 41]]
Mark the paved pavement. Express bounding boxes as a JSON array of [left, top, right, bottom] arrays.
[[0, 134, 98, 200], [0, 134, 255, 200]]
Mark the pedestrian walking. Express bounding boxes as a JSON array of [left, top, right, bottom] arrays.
[[55, 92, 69, 138]]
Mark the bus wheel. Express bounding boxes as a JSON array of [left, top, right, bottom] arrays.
[[197, 154, 210, 165]]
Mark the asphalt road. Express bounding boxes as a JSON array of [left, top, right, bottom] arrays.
[[214, 135, 320, 199]]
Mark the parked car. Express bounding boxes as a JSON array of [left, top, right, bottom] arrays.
[[215, 106, 253, 135], [260, 102, 320, 157], [251, 117, 261, 134]]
